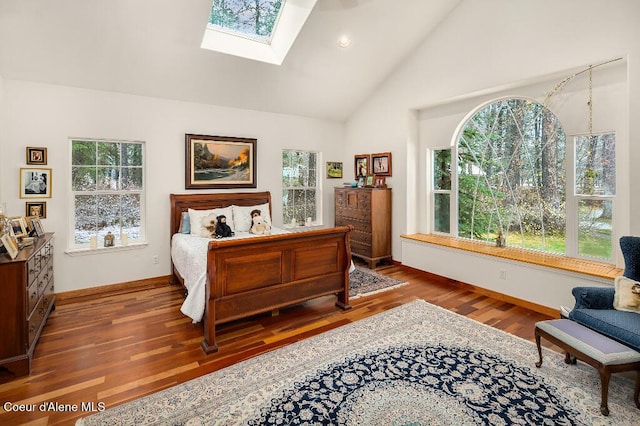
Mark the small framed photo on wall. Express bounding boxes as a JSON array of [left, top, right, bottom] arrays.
[[326, 162, 343, 178], [354, 154, 370, 179], [371, 152, 392, 177], [20, 168, 52, 198], [25, 201, 47, 218], [26, 147, 47, 165]]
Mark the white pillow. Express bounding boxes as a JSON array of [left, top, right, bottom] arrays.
[[188, 207, 234, 237], [613, 276, 640, 313], [231, 203, 271, 232]]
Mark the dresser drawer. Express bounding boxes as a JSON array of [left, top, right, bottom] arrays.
[[351, 240, 372, 257], [27, 280, 39, 315], [27, 255, 41, 286], [28, 296, 46, 347], [335, 217, 371, 233], [351, 229, 372, 245]]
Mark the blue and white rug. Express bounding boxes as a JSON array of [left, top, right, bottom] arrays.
[[349, 266, 407, 299], [77, 300, 640, 425]]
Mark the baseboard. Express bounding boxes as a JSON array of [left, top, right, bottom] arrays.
[[395, 262, 559, 318], [55, 275, 174, 305]]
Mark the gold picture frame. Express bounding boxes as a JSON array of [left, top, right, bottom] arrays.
[[1, 234, 19, 259], [25, 201, 47, 219], [8, 216, 27, 238], [29, 217, 45, 237], [185, 134, 257, 189], [26, 147, 48, 165], [20, 168, 52, 198]]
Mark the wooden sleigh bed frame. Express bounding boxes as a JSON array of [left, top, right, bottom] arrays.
[[170, 192, 352, 353]]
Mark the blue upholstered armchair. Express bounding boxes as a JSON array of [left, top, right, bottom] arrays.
[[568, 236, 640, 352]]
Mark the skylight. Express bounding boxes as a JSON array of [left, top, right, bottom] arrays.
[[202, 0, 317, 65], [208, 0, 285, 44]]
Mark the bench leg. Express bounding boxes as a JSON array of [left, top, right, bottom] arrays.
[[599, 367, 611, 416], [535, 330, 543, 368]]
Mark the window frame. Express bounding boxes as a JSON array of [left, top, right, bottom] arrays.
[[431, 97, 616, 261], [281, 149, 322, 228], [67, 138, 147, 252]]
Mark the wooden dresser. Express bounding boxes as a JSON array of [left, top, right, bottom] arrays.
[[0, 233, 55, 376], [335, 187, 392, 268]]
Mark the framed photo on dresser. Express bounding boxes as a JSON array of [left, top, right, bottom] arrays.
[[1, 234, 19, 259]]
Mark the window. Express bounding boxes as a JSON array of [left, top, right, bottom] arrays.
[[201, 0, 316, 65], [574, 132, 616, 259], [208, 0, 285, 44], [432, 148, 451, 234], [282, 150, 320, 227], [70, 139, 145, 248], [432, 98, 616, 260]]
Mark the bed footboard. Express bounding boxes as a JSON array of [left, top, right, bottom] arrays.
[[202, 226, 352, 353]]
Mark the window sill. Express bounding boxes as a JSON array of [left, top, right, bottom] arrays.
[[401, 233, 622, 280], [64, 241, 149, 256]]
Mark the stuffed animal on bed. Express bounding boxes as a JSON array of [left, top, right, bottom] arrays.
[[215, 215, 235, 238], [201, 214, 218, 238], [250, 209, 271, 235]]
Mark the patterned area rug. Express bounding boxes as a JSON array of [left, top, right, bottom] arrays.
[[349, 266, 407, 299], [76, 300, 640, 425]]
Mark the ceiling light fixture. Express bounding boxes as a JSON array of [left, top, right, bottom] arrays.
[[338, 35, 351, 48]]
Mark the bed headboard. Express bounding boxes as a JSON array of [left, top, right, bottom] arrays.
[[170, 192, 272, 236]]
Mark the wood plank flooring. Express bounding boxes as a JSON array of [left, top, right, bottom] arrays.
[[0, 262, 555, 425]]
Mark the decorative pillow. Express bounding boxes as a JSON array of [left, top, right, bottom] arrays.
[[188, 207, 234, 237], [231, 203, 271, 232], [613, 276, 640, 313], [178, 211, 191, 234]]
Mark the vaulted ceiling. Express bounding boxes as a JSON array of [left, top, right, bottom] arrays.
[[0, 0, 461, 121]]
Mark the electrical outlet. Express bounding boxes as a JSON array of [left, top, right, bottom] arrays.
[[153, 255, 159, 264], [498, 270, 507, 280]]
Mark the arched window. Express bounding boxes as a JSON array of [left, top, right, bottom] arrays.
[[431, 97, 615, 260]]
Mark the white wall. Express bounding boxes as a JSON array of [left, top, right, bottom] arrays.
[[0, 80, 344, 292], [345, 0, 640, 310]]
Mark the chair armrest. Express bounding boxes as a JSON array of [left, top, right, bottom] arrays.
[[571, 286, 615, 310]]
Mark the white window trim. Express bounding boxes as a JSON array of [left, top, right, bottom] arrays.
[[282, 149, 322, 229], [66, 137, 147, 253]]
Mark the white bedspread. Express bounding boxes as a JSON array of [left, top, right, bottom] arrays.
[[171, 229, 290, 323]]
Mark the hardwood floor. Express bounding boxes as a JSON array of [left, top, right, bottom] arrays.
[[0, 262, 555, 425]]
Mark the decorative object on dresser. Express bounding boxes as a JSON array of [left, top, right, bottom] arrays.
[[335, 187, 392, 268], [0, 233, 55, 376]]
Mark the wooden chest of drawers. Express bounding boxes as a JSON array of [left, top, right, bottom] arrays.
[[335, 187, 391, 268], [0, 233, 55, 376]]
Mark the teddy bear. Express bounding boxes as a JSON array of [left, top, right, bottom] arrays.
[[214, 215, 235, 238], [200, 213, 218, 238], [249, 209, 271, 235]]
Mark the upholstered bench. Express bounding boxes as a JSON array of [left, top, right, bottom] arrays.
[[535, 319, 640, 416]]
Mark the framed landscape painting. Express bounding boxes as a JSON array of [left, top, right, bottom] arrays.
[[185, 134, 257, 189]]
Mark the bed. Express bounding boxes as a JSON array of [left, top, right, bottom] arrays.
[[170, 192, 352, 353]]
